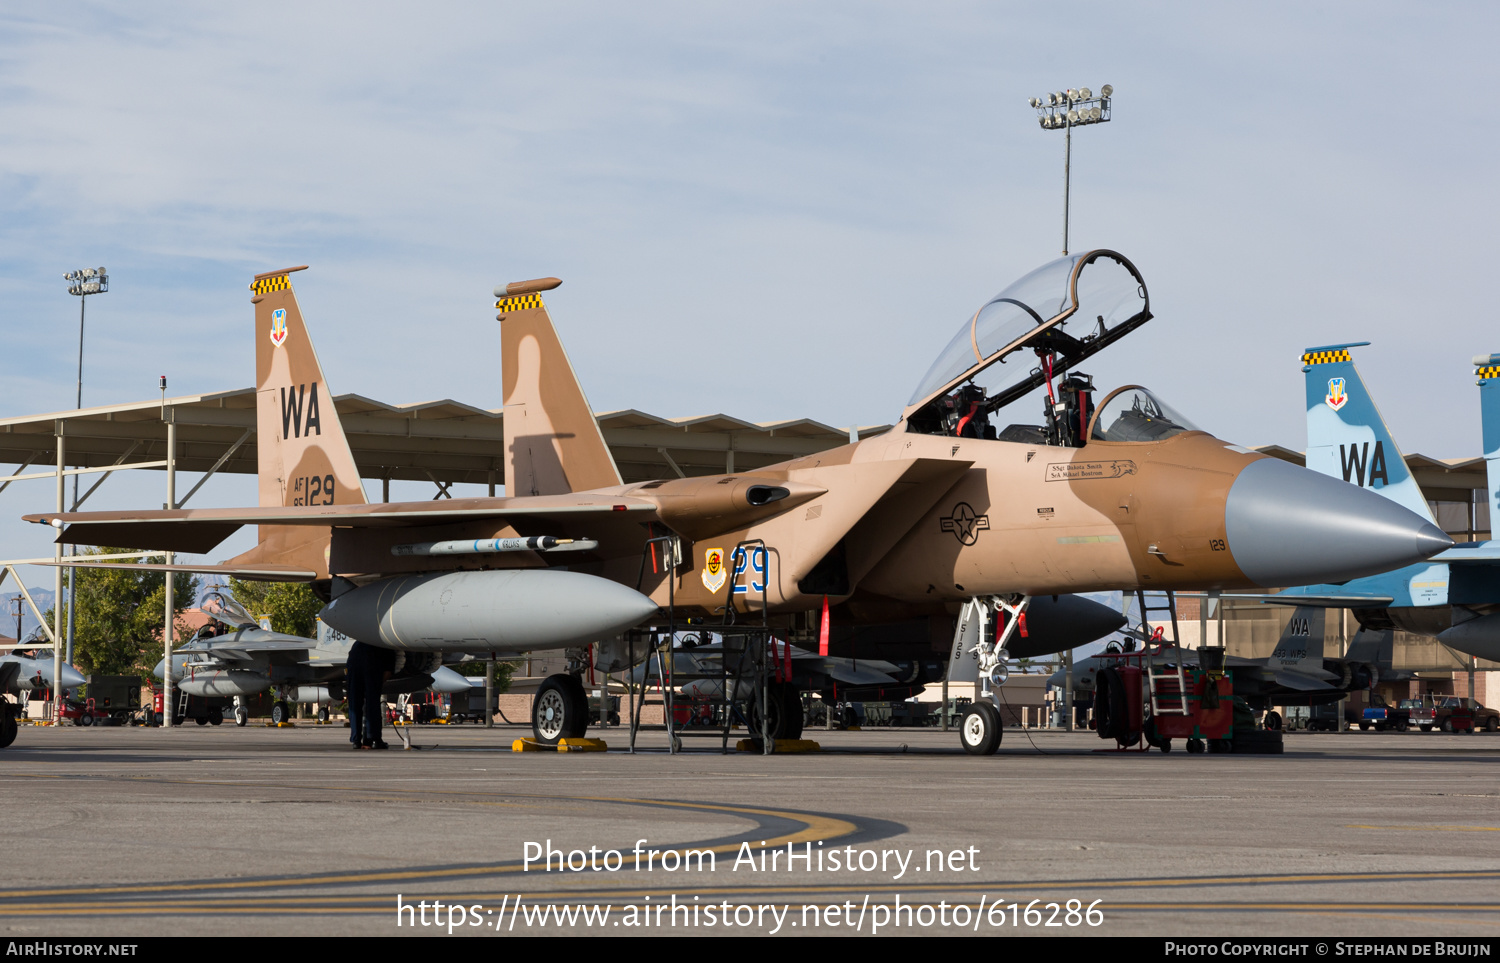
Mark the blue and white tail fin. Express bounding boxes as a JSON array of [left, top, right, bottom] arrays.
[[1474, 354, 1500, 529], [1302, 343, 1435, 523]]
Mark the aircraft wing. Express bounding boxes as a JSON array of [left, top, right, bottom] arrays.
[[1272, 671, 1336, 692], [1431, 543, 1500, 563], [27, 496, 658, 555], [812, 659, 903, 686], [1257, 591, 1395, 607], [177, 639, 314, 661]]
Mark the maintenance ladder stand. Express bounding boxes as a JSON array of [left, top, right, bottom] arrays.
[[626, 537, 777, 755], [1135, 589, 1191, 717]]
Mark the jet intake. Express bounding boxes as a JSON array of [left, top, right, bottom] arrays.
[[639, 476, 824, 540]]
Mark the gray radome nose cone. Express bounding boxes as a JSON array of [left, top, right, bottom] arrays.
[[1225, 458, 1453, 587], [151, 658, 167, 681], [60, 664, 86, 688]]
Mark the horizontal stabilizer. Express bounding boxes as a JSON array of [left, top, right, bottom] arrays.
[[1273, 671, 1336, 692], [37, 561, 317, 581], [30, 497, 656, 555]]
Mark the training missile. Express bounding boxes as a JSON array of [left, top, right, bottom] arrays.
[[391, 536, 598, 557], [319, 569, 660, 653]]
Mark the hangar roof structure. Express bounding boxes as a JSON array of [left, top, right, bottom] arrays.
[[0, 389, 891, 502]]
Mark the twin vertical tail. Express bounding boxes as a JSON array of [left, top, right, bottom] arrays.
[[496, 278, 621, 496], [1300, 342, 1435, 523], [1474, 354, 1500, 529], [226, 266, 366, 580]]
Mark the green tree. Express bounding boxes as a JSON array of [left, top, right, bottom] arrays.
[[226, 578, 324, 638], [453, 658, 518, 693], [47, 549, 199, 683]]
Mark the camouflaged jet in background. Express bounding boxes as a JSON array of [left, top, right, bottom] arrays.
[[28, 250, 1451, 753]]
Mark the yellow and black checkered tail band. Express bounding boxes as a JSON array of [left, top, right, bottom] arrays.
[[1478, 366, 1500, 380], [1302, 349, 1351, 366], [250, 275, 292, 295], [495, 293, 544, 313]]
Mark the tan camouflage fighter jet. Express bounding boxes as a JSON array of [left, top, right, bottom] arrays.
[[28, 251, 1451, 751]]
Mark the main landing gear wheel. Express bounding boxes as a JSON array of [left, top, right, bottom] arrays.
[[960, 702, 1003, 755], [0, 710, 16, 749], [748, 683, 804, 743], [532, 675, 588, 745], [318, 706, 330, 723], [270, 701, 291, 725]]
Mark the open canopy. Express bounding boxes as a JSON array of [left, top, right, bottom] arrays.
[[905, 249, 1151, 427]]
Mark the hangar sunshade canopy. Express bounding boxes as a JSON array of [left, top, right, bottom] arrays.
[[0, 388, 888, 506]]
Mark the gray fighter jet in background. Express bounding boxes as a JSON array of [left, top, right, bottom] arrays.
[[1050, 604, 1408, 717], [153, 591, 465, 725]]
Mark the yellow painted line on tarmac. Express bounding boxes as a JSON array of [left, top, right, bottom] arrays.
[[0, 791, 856, 903], [1345, 824, 1500, 833]]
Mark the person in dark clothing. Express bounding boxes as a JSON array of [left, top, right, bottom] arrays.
[[362, 645, 397, 749], [345, 641, 372, 749]]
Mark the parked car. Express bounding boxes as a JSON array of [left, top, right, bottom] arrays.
[[1434, 697, 1500, 733], [1400, 695, 1440, 731], [1360, 694, 1410, 731]]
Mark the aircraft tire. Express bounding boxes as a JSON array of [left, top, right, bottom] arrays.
[[318, 707, 330, 724], [779, 685, 804, 740], [1093, 668, 1114, 739], [563, 675, 590, 738], [747, 683, 802, 742], [234, 708, 248, 727], [270, 701, 290, 725], [0, 710, 16, 749], [533, 676, 587, 745], [1263, 711, 1282, 731], [959, 702, 1002, 755]]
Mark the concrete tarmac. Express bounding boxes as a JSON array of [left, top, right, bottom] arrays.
[[1, 721, 1497, 938]]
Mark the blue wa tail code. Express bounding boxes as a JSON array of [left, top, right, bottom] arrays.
[[1302, 343, 1434, 523]]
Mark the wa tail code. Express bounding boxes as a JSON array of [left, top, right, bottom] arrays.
[[279, 382, 323, 439], [1341, 441, 1390, 488]]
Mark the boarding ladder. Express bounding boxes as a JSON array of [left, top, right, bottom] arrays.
[[1134, 590, 1190, 716]]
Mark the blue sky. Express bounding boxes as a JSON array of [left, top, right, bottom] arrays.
[[1, 2, 1496, 581]]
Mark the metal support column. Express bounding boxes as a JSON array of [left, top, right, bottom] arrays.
[[52, 421, 65, 724], [162, 412, 176, 728], [1063, 649, 1073, 731], [485, 658, 494, 729]]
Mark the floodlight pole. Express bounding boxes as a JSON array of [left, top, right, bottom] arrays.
[[1030, 86, 1112, 260], [62, 268, 107, 675], [1062, 118, 1074, 256]]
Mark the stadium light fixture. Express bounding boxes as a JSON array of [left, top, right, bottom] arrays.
[[1029, 84, 1114, 255]]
